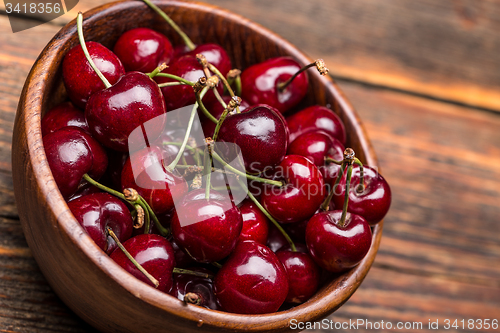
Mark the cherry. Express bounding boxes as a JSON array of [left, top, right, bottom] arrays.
[[305, 210, 372, 272], [171, 189, 242, 263], [170, 237, 196, 268], [121, 145, 188, 215], [238, 199, 269, 245], [100, 149, 128, 191], [170, 267, 220, 310], [261, 155, 325, 223], [85, 71, 167, 152], [266, 222, 289, 252], [185, 43, 232, 78], [200, 95, 250, 138], [43, 126, 108, 199], [214, 240, 289, 314], [276, 244, 321, 304], [41, 102, 89, 136], [68, 193, 133, 254], [113, 27, 173, 73], [62, 41, 125, 109], [240, 57, 308, 114], [287, 105, 347, 145], [110, 233, 176, 293], [331, 165, 391, 225], [287, 130, 345, 169], [216, 104, 288, 173]]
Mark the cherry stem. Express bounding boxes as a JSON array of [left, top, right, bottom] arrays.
[[320, 162, 347, 211], [141, 0, 195, 50], [204, 140, 213, 200], [166, 87, 209, 171], [106, 227, 159, 288], [76, 13, 111, 89], [207, 64, 241, 113], [212, 96, 242, 142], [157, 82, 187, 88], [147, 63, 168, 79], [162, 141, 201, 166], [195, 90, 218, 124], [210, 151, 284, 187], [184, 292, 202, 305], [236, 178, 297, 252], [353, 157, 365, 191], [277, 59, 329, 92], [152, 73, 195, 86], [227, 69, 242, 99], [325, 157, 343, 165], [211, 261, 222, 269], [339, 164, 353, 228], [173, 268, 214, 279]]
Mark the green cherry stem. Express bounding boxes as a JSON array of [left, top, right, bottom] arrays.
[[236, 178, 296, 252], [320, 162, 347, 211], [353, 157, 365, 190], [212, 96, 241, 142], [207, 64, 240, 113], [107, 227, 160, 288], [147, 63, 168, 79], [150, 73, 196, 86], [339, 164, 353, 227], [173, 268, 214, 279], [325, 157, 343, 165], [195, 88, 218, 124], [226, 69, 242, 99], [141, 0, 195, 50], [204, 141, 213, 200], [76, 13, 111, 89], [277, 59, 328, 92]]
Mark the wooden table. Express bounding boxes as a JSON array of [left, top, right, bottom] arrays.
[[1, 0, 499, 331]]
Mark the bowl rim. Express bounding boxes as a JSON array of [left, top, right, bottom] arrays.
[[16, 0, 383, 330]]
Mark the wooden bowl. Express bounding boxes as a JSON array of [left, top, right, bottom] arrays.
[[12, 0, 383, 331]]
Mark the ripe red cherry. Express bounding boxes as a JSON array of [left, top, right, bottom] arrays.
[[68, 193, 133, 254], [238, 199, 269, 244], [110, 234, 176, 293], [261, 155, 325, 223], [287, 105, 347, 144], [121, 145, 188, 215], [43, 127, 107, 199], [85, 71, 167, 152], [241, 57, 307, 114], [41, 102, 89, 136], [62, 41, 125, 109], [185, 43, 232, 78], [276, 244, 321, 304], [214, 240, 289, 314], [287, 130, 345, 168], [170, 267, 220, 310], [306, 210, 372, 272], [200, 96, 250, 138], [331, 165, 391, 225], [216, 104, 288, 173], [113, 27, 174, 73], [171, 189, 243, 263]]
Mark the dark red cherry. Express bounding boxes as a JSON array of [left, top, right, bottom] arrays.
[[238, 199, 269, 245], [110, 233, 176, 293], [68, 193, 133, 254], [185, 43, 232, 78], [283, 219, 309, 243], [62, 41, 125, 109], [306, 210, 372, 272], [170, 267, 220, 310], [155, 56, 223, 112], [331, 165, 391, 225], [85, 71, 167, 152], [216, 104, 288, 173], [41, 102, 89, 136], [261, 155, 325, 223], [43, 127, 108, 199], [121, 145, 188, 215], [266, 222, 289, 252], [241, 57, 307, 114], [171, 189, 242, 263], [214, 240, 289, 314], [276, 244, 321, 304], [287, 105, 347, 144], [288, 130, 345, 168], [170, 238, 196, 268], [113, 27, 173, 73], [100, 149, 128, 191], [200, 96, 250, 138]]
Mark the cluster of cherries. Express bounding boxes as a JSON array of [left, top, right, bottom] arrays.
[[42, 2, 391, 315]]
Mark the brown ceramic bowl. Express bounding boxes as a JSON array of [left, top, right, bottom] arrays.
[[12, 0, 383, 331]]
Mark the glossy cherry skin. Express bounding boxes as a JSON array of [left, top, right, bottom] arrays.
[[332, 165, 391, 225], [68, 193, 133, 254], [85, 71, 167, 152], [41, 102, 89, 136], [214, 240, 289, 314], [110, 234, 176, 293], [306, 210, 372, 272], [43, 127, 108, 199], [121, 145, 188, 215], [288, 130, 345, 168], [261, 155, 325, 223], [200, 95, 250, 138], [217, 104, 288, 173], [276, 244, 321, 304], [185, 43, 232, 78], [238, 199, 269, 244], [287, 105, 347, 144], [170, 267, 220, 310], [62, 41, 125, 109], [241, 57, 307, 114], [113, 27, 173, 73], [155, 55, 223, 112], [171, 189, 243, 263]]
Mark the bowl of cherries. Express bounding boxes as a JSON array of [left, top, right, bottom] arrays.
[[12, 0, 391, 332]]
